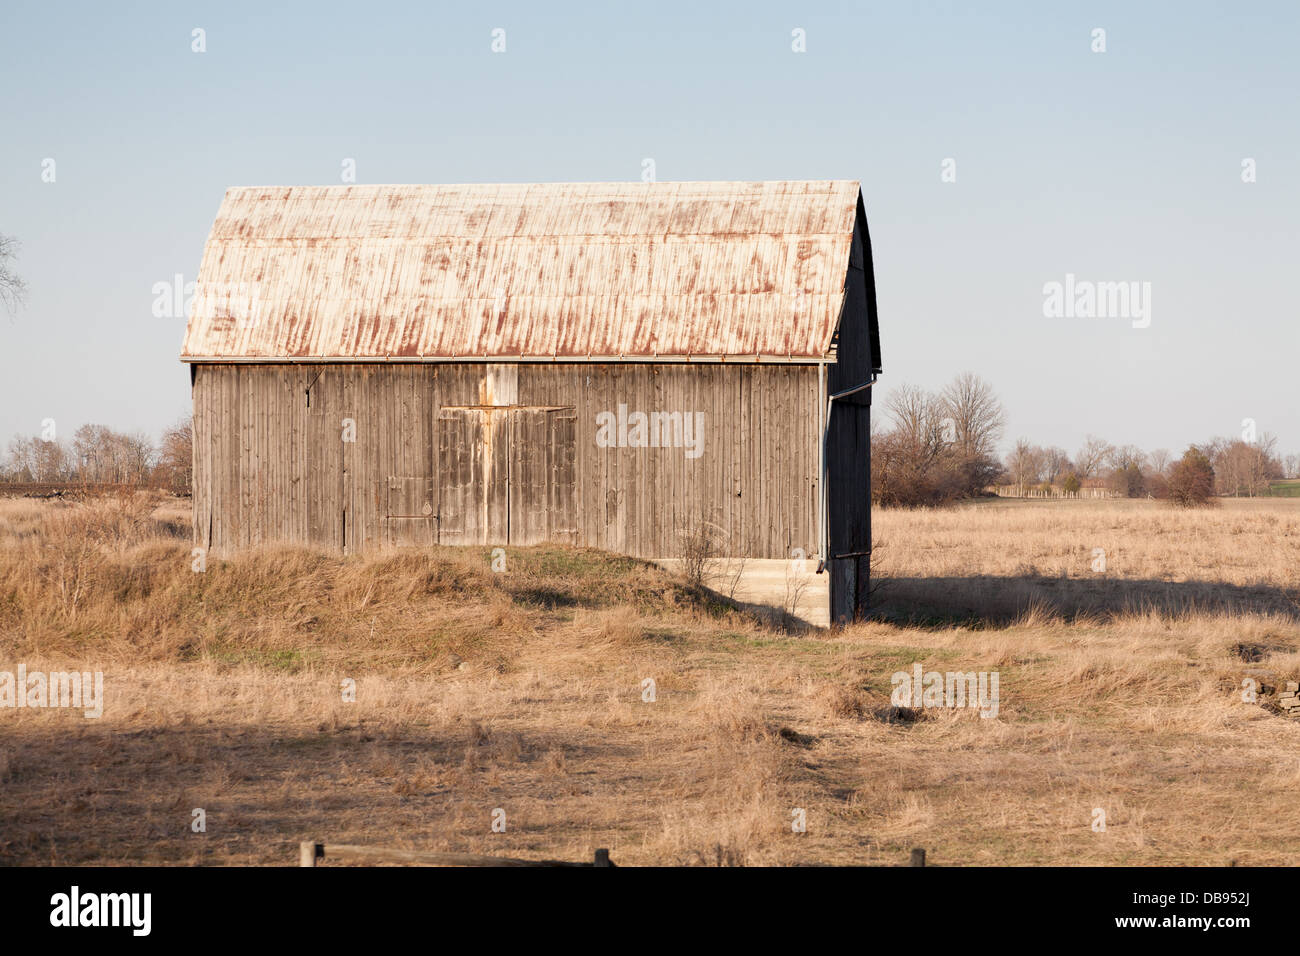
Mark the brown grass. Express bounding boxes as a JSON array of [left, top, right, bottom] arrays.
[[1, 495, 1299, 865], [875, 497, 1300, 623]]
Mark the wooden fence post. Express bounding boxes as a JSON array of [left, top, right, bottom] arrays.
[[909, 847, 926, 867], [297, 842, 611, 867]]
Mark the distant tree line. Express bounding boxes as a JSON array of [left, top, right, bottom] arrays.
[[873, 374, 1293, 508], [2, 418, 193, 495], [1001, 432, 1286, 501]]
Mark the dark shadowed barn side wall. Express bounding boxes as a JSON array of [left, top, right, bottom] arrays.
[[191, 363, 822, 563], [825, 197, 880, 623]]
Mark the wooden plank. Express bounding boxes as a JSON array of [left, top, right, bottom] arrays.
[[507, 409, 545, 545], [223, 366, 238, 552], [342, 368, 353, 554], [437, 408, 483, 545], [548, 408, 578, 543], [298, 366, 310, 545], [485, 409, 510, 544]]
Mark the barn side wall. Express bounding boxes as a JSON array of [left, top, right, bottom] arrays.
[[191, 362, 822, 563], [825, 200, 879, 624]]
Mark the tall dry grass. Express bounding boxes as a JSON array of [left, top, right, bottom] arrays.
[[873, 497, 1300, 622], [1, 495, 1299, 865], [0, 496, 722, 666]]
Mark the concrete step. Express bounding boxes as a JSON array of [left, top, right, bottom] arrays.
[[653, 558, 830, 628]]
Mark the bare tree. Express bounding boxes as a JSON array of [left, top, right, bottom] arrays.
[[935, 372, 1007, 494], [0, 234, 27, 315], [1147, 448, 1172, 476], [1076, 435, 1113, 479], [1006, 439, 1040, 494], [1041, 446, 1072, 485], [120, 431, 155, 484], [1212, 434, 1281, 496], [1200, 435, 1231, 465], [72, 424, 111, 481], [155, 417, 194, 494], [1251, 433, 1282, 492], [1110, 444, 1146, 472], [872, 384, 964, 506], [885, 384, 939, 447], [69, 424, 155, 484], [884, 384, 950, 476], [939, 372, 1005, 461], [5, 434, 71, 482]]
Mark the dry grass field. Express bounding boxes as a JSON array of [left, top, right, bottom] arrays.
[[1, 493, 1298, 866]]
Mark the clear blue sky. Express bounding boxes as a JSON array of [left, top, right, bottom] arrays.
[[2, 0, 1296, 461]]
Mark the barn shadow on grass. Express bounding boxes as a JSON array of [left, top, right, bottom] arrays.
[[0, 719, 645, 866], [872, 574, 1300, 628]]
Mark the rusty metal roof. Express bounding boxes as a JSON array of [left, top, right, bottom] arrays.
[[181, 181, 862, 362]]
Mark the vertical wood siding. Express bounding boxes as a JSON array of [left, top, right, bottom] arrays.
[[192, 362, 821, 562]]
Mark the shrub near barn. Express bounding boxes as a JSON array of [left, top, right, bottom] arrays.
[[1168, 447, 1217, 507]]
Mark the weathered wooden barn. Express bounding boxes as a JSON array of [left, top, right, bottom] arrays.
[[182, 181, 881, 621]]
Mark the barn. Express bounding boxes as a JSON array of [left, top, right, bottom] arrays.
[[181, 181, 882, 623]]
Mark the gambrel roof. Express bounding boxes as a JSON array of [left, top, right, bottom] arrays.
[[181, 180, 873, 363]]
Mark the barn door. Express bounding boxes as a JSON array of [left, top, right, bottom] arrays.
[[541, 408, 578, 544], [507, 408, 578, 545], [439, 407, 509, 545], [507, 410, 545, 545], [507, 409, 577, 545], [385, 476, 435, 547], [437, 409, 485, 545], [438, 405, 576, 546]]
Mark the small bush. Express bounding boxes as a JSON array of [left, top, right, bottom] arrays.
[[679, 514, 723, 589], [1109, 463, 1146, 498], [1168, 446, 1216, 507]]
